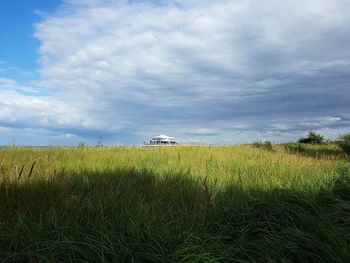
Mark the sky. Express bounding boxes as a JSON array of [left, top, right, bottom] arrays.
[[0, 0, 349, 145]]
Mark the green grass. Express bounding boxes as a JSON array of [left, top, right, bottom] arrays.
[[0, 145, 349, 262], [283, 143, 347, 160]]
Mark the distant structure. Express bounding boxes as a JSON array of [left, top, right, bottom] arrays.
[[145, 135, 177, 146]]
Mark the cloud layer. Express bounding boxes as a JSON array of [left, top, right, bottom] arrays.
[[1, 0, 350, 145]]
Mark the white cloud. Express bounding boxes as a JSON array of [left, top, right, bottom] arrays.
[[2, 0, 350, 144]]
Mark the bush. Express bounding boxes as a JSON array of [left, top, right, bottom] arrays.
[[337, 133, 350, 154], [298, 131, 324, 144], [253, 140, 274, 151]]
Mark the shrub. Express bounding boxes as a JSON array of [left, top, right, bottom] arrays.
[[253, 140, 274, 151], [298, 131, 324, 144], [337, 133, 350, 154]]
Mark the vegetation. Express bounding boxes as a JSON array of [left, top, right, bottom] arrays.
[[337, 133, 350, 154], [298, 131, 325, 144], [252, 140, 274, 151], [0, 145, 349, 262], [284, 143, 346, 159]]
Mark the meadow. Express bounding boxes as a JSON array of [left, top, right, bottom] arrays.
[[0, 145, 349, 262]]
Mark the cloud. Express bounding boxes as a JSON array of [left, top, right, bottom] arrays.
[[1, 0, 350, 144], [0, 78, 113, 144]]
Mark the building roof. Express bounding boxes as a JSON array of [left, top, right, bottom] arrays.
[[152, 135, 175, 140]]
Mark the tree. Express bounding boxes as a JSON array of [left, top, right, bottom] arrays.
[[337, 133, 350, 154], [298, 131, 324, 144]]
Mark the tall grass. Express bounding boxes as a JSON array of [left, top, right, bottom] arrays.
[[0, 145, 349, 262]]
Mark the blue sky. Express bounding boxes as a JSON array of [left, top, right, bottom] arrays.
[[0, 1, 61, 71], [0, 0, 349, 145]]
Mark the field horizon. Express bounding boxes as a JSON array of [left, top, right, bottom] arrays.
[[2, 0, 350, 261]]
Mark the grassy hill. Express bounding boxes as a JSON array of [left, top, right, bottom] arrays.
[[0, 145, 349, 262]]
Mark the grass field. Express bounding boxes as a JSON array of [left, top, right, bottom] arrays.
[[0, 145, 349, 262]]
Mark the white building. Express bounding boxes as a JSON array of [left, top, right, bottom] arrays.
[[148, 135, 177, 145]]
